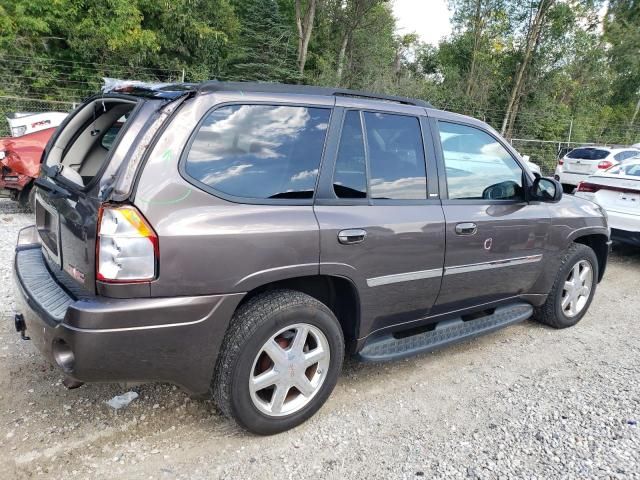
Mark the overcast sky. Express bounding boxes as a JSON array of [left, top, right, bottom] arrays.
[[392, 0, 453, 46]]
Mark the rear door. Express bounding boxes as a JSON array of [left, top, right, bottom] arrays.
[[314, 100, 445, 338], [432, 116, 549, 311]]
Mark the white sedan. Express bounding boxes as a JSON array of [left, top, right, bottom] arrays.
[[575, 158, 640, 246]]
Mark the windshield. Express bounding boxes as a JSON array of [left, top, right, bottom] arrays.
[[606, 161, 640, 177]]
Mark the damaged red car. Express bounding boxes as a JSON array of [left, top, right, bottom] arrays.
[[0, 127, 54, 209]]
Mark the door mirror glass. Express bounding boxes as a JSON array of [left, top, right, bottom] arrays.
[[482, 180, 522, 200], [531, 177, 562, 203]]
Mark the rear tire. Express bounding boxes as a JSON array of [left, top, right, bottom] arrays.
[[212, 289, 344, 435], [533, 243, 598, 329]]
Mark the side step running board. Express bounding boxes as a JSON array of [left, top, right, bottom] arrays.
[[357, 303, 533, 362]]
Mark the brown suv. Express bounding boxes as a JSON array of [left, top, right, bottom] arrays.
[[13, 82, 610, 434]]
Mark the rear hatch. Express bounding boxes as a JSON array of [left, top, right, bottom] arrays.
[[563, 147, 610, 175], [34, 87, 192, 294], [590, 165, 640, 217]]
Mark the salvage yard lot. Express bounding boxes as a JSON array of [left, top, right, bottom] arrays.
[[0, 198, 638, 480]]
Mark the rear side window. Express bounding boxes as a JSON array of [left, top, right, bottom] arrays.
[[333, 110, 427, 200], [364, 112, 427, 199], [333, 111, 367, 198], [566, 148, 609, 160], [184, 105, 331, 200]]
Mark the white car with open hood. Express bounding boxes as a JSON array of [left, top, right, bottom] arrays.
[[575, 158, 640, 246]]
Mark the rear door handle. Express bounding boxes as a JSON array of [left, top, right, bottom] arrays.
[[455, 222, 477, 235], [338, 229, 367, 245]]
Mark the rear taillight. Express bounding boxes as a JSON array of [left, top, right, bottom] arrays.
[[96, 205, 158, 283], [598, 160, 614, 170], [576, 181, 600, 193], [558, 158, 564, 165]]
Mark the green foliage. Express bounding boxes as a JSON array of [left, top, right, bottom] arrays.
[[224, 0, 299, 82], [0, 0, 638, 147]]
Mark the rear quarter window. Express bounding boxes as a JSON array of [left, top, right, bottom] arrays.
[[183, 104, 331, 200]]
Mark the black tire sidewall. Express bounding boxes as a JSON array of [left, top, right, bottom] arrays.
[[229, 302, 344, 435], [552, 246, 599, 327]]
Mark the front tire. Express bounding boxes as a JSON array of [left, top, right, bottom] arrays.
[[534, 243, 598, 328], [212, 290, 344, 435]]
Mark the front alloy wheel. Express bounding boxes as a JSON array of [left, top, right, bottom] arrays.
[[561, 260, 593, 318], [533, 243, 599, 329]]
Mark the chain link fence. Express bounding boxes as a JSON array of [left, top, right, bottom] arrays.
[[0, 96, 78, 137]]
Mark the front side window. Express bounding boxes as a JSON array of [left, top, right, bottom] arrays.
[[439, 122, 523, 200], [184, 105, 331, 199]]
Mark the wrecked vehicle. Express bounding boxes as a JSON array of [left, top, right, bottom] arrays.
[[0, 127, 55, 209]]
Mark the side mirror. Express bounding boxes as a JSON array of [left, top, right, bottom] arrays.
[[530, 177, 562, 203], [482, 180, 522, 200]]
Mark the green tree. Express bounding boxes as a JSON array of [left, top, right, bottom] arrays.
[[225, 0, 299, 82]]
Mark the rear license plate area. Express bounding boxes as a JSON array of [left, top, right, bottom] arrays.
[[35, 196, 61, 267]]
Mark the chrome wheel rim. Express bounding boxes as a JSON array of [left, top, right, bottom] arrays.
[[561, 260, 593, 318], [249, 323, 331, 417]]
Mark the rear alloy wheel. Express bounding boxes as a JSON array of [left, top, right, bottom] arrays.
[[213, 290, 344, 435], [534, 243, 598, 328], [249, 323, 331, 417]]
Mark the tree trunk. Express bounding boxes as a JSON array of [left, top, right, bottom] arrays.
[[501, 0, 553, 137], [465, 0, 483, 97], [336, 32, 350, 84], [295, 0, 318, 77]]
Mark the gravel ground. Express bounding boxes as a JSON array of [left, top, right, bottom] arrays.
[[0, 198, 638, 479]]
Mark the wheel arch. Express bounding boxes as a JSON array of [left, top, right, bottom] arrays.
[[237, 275, 361, 353], [571, 232, 609, 282]]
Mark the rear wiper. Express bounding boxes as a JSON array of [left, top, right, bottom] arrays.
[[34, 177, 71, 199]]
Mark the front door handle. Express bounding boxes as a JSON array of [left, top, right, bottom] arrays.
[[338, 228, 367, 245], [455, 222, 477, 235]]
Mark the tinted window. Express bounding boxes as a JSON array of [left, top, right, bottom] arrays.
[[364, 112, 427, 199], [566, 148, 609, 160], [439, 122, 523, 200], [184, 105, 331, 199], [333, 111, 367, 198], [101, 124, 122, 150]]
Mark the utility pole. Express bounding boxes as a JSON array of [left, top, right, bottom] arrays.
[[181, 69, 185, 83], [567, 118, 573, 146]]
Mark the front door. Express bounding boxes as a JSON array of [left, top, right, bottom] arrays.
[[433, 118, 549, 311], [315, 103, 445, 338]]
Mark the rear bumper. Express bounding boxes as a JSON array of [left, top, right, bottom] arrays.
[[12, 229, 244, 395], [555, 168, 589, 187]]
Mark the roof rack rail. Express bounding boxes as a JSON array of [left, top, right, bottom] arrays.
[[197, 81, 431, 108], [331, 89, 431, 107]]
